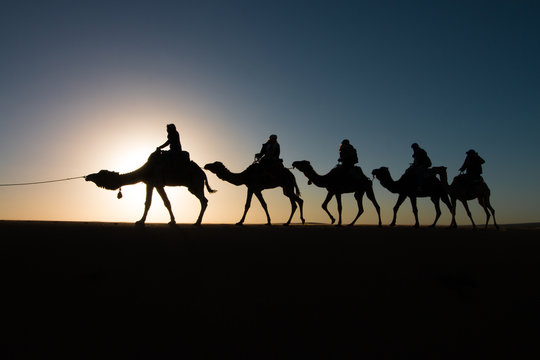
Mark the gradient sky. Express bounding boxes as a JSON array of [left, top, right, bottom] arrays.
[[1, 0, 539, 225]]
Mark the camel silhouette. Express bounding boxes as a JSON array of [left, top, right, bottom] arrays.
[[292, 160, 382, 226], [203, 161, 305, 226], [86, 150, 216, 225], [432, 166, 499, 230], [371, 167, 452, 227]]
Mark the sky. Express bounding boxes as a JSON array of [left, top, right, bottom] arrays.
[[1, 0, 539, 225]]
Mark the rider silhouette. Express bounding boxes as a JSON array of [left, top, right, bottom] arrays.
[[255, 134, 281, 162], [157, 124, 188, 170], [459, 149, 485, 181], [254, 134, 283, 175], [410, 143, 432, 169], [157, 124, 182, 153], [338, 139, 358, 168], [408, 143, 432, 191]]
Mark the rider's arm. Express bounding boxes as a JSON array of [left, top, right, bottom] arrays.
[[157, 140, 170, 150]]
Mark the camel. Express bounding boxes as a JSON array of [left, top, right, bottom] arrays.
[[291, 161, 382, 226], [371, 166, 452, 227], [203, 161, 305, 226], [86, 150, 216, 225], [432, 166, 498, 229]]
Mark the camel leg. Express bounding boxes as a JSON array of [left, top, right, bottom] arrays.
[[335, 193, 343, 226], [284, 185, 305, 225], [485, 198, 499, 230], [349, 191, 364, 226], [430, 196, 442, 227], [321, 192, 336, 224], [441, 194, 453, 228], [188, 185, 208, 226], [477, 196, 498, 230], [137, 184, 154, 225], [155, 186, 176, 225], [461, 199, 476, 229], [391, 194, 407, 226], [283, 195, 297, 226], [409, 196, 420, 228], [366, 186, 382, 226], [450, 197, 458, 228], [254, 191, 272, 226], [282, 186, 302, 225], [478, 197, 490, 230], [296, 195, 305, 225], [237, 190, 254, 225]]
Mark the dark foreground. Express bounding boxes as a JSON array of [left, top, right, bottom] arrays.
[[1, 221, 539, 359]]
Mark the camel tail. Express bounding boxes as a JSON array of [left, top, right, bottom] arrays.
[[294, 177, 301, 197], [204, 174, 217, 194]]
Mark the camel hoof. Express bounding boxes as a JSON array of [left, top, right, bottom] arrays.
[[235, 222, 244, 226], [301, 218, 306, 225], [135, 221, 145, 227], [330, 219, 335, 225], [265, 223, 272, 226], [169, 221, 176, 226]]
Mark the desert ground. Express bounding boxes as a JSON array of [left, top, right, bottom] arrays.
[[1, 221, 539, 359]]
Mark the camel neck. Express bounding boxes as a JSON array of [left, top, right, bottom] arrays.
[[216, 167, 245, 186], [118, 166, 147, 186], [378, 172, 401, 193], [301, 166, 327, 187]]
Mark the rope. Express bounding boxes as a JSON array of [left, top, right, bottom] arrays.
[[0, 176, 86, 187]]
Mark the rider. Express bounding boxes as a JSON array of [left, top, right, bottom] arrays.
[[338, 139, 359, 168], [408, 143, 432, 191], [459, 149, 485, 181], [410, 143, 432, 169], [255, 134, 283, 174], [158, 123, 182, 153], [255, 134, 281, 163], [157, 124, 187, 169]]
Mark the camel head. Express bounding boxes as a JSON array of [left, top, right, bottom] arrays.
[[291, 160, 312, 173], [371, 167, 390, 180], [85, 170, 122, 190], [204, 161, 227, 175]]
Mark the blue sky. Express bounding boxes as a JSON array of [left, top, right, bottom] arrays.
[[1, 0, 539, 225]]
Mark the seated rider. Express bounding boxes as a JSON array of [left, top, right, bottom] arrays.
[[338, 139, 358, 168], [410, 143, 432, 169], [254, 134, 283, 174], [157, 123, 182, 153], [408, 143, 432, 191], [459, 149, 485, 182], [337, 139, 360, 177], [157, 124, 188, 168]]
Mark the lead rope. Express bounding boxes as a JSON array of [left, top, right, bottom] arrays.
[[0, 176, 86, 187]]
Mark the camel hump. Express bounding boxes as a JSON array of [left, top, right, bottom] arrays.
[[330, 165, 367, 180], [453, 173, 485, 187], [247, 160, 287, 180]]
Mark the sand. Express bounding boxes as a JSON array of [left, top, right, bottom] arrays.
[[1, 221, 539, 358]]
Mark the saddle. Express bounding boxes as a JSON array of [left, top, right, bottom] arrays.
[[248, 159, 286, 180], [454, 173, 484, 186], [331, 165, 366, 181]]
